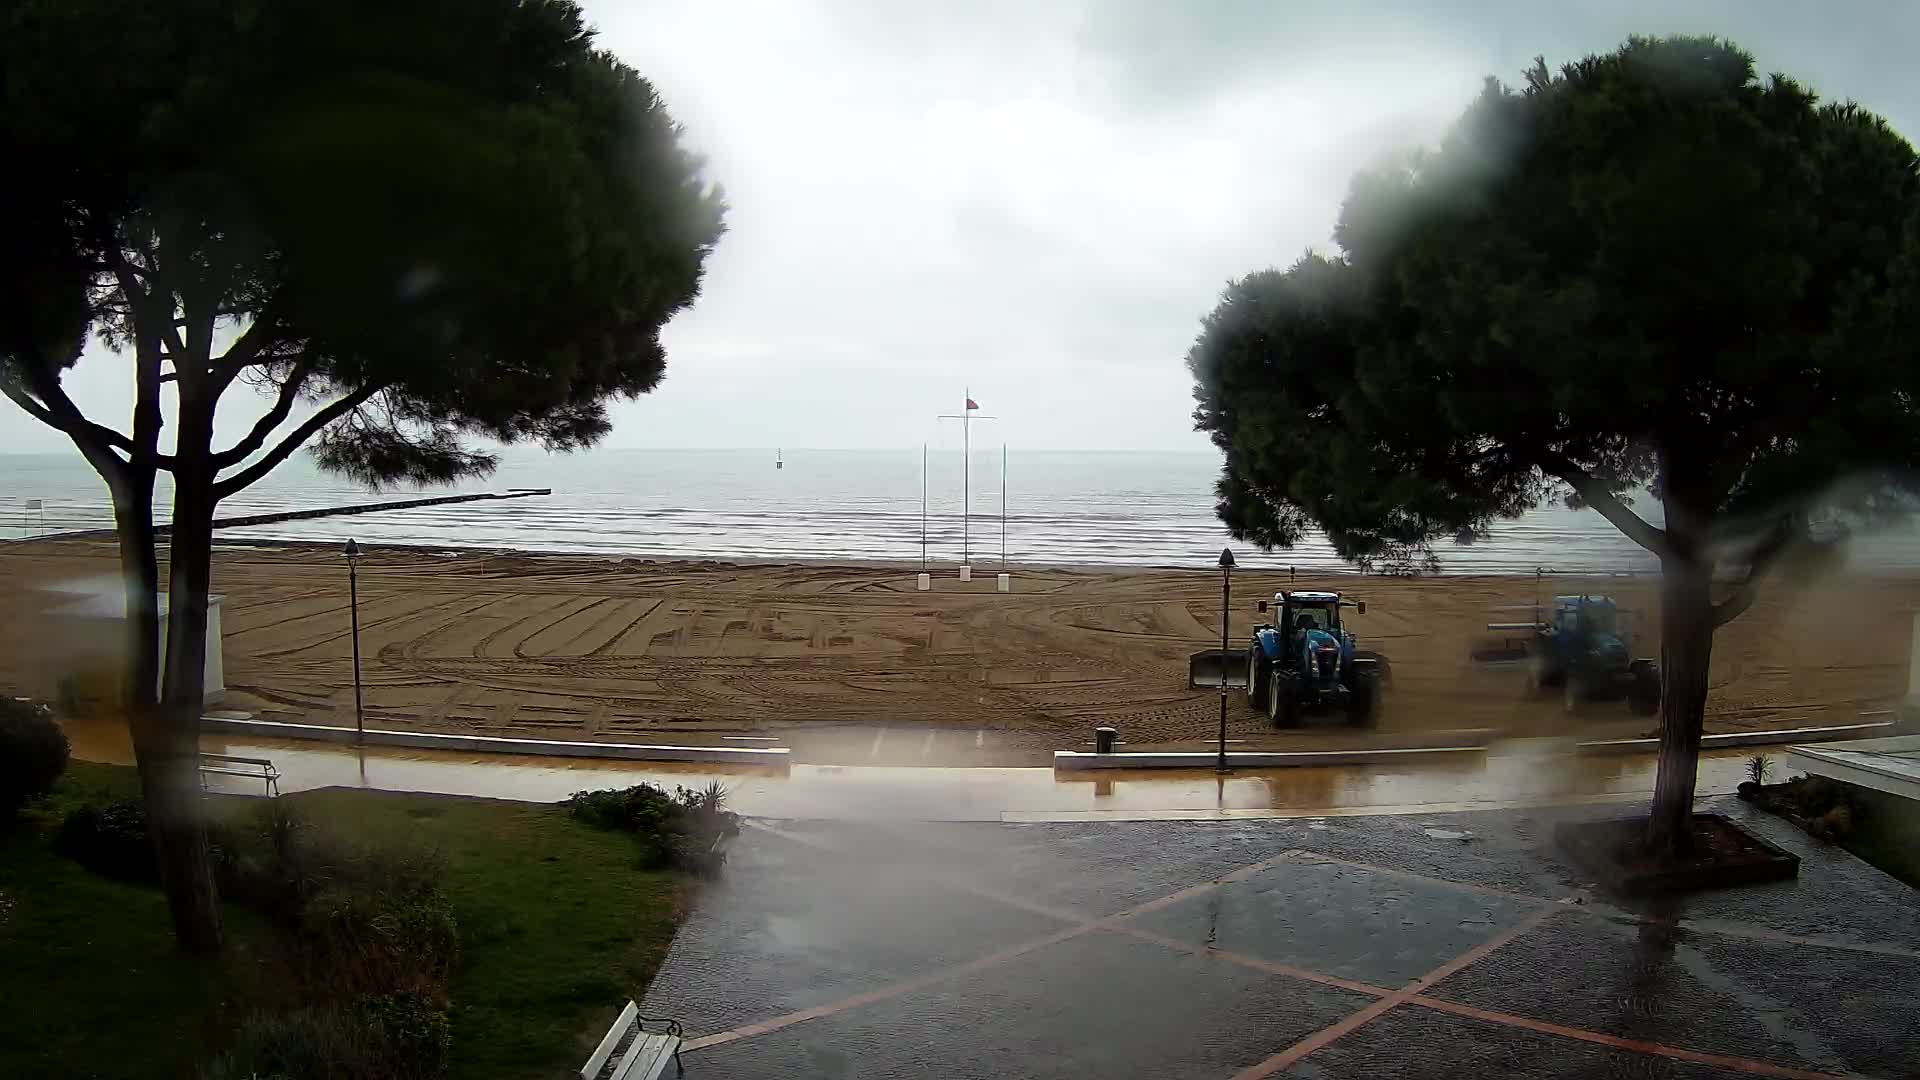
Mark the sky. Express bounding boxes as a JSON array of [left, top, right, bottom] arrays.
[[11, 0, 1920, 455]]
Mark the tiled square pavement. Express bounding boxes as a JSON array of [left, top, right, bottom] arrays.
[[1127, 856, 1543, 988], [685, 932, 1375, 1079], [643, 797, 1920, 1078]]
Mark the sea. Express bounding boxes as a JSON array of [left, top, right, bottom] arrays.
[[4, 447, 1918, 574]]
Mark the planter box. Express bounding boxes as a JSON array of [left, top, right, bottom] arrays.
[[1555, 812, 1800, 895]]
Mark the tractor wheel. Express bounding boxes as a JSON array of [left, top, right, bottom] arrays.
[[1628, 663, 1661, 716], [1346, 673, 1378, 727], [1247, 647, 1271, 712], [1269, 671, 1300, 728], [1354, 650, 1393, 687]]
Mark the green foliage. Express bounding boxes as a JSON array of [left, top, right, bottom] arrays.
[[54, 799, 156, 882], [202, 992, 450, 1080], [354, 992, 452, 1080], [203, 992, 451, 1080], [202, 1006, 377, 1080], [1812, 803, 1855, 841], [0, 697, 68, 821], [1189, 36, 1920, 575], [564, 783, 740, 874], [2, 0, 727, 487], [1746, 754, 1774, 785], [1, 796, 258, 1080], [1189, 36, 1920, 850], [208, 804, 457, 1001], [9, 767, 688, 1080], [1, 4, 728, 955]]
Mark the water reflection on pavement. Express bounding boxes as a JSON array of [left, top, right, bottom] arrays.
[[63, 718, 1765, 822]]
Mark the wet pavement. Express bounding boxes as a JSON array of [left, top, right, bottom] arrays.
[[60, 718, 1920, 1074], [643, 797, 1920, 1078], [67, 717, 1766, 822]]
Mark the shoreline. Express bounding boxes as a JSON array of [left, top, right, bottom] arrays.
[[15, 530, 1673, 581]]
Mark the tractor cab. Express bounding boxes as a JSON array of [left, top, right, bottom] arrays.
[[1258, 591, 1362, 641], [1552, 595, 1618, 639]]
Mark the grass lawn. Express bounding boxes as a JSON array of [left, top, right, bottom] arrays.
[[0, 762, 690, 1080]]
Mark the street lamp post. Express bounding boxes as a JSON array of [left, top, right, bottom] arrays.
[[1217, 547, 1235, 773], [344, 538, 364, 745]]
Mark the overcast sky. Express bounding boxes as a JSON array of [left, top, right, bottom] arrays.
[[11, 0, 1920, 456]]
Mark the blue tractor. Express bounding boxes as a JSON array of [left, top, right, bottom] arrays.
[[1491, 595, 1661, 714], [1245, 591, 1386, 727]]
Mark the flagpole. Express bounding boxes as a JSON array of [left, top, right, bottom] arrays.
[[937, 394, 993, 573], [921, 442, 928, 570], [1001, 442, 1007, 567]]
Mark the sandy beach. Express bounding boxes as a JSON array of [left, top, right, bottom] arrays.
[[1, 538, 1912, 763]]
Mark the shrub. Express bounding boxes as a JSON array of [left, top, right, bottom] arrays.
[[354, 992, 451, 1080], [1811, 803, 1855, 842], [203, 1006, 373, 1080], [210, 804, 457, 1000], [294, 887, 459, 1001], [1745, 754, 1773, 786], [203, 993, 452, 1080], [0, 697, 70, 822], [55, 799, 156, 881], [565, 782, 740, 874], [564, 783, 680, 834]]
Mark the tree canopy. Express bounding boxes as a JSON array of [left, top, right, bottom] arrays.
[[0, 0, 726, 949], [1194, 36, 1920, 579], [3, 0, 726, 490], [1189, 35, 1920, 853]]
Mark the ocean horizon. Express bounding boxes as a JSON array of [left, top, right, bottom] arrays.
[[5, 447, 1918, 574]]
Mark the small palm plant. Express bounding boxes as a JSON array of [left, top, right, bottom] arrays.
[[1746, 754, 1774, 786]]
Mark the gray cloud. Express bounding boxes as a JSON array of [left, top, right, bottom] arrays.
[[11, 1, 1920, 457]]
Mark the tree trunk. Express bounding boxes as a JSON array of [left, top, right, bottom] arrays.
[[112, 474, 219, 950], [1646, 555, 1714, 857], [111, 483, 161, 718], [152, 401, 224, 953]]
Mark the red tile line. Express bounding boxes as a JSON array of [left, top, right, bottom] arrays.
[[1122, 927, 1393, 999], [1271, 848, 1918, 962], [1406, 997, 1846, 1080], [712, 821, 1861, 1078], [1229, 905, 1562, 1080], [682, 922, 1090, 1052], [683, 832, 1305, 1053]]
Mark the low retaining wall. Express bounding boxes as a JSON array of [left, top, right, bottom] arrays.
[[1053, 745, 1487, 771], [199, 715, 791, 769], [1577, 721, 1894, 755]]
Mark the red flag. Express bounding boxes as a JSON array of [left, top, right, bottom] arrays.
[[966, 398, 979, 410]]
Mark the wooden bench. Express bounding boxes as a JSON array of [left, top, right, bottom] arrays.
[[580, 1001, 683, 1080], [197, 753, 280, 797]]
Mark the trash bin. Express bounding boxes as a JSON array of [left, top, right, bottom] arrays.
[[1094, 726, 1118, 754]]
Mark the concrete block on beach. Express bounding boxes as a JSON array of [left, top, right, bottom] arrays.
[[1054, 746, 1488, 770], [198, 715, 791, 769]]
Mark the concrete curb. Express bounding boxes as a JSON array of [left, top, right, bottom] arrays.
[[1576, 721, 1894, 755], [198, 716, 791, 769], [1052, 745, 1487, 771]]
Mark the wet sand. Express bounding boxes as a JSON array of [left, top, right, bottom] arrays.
[[2, 538, 1913, 760]]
